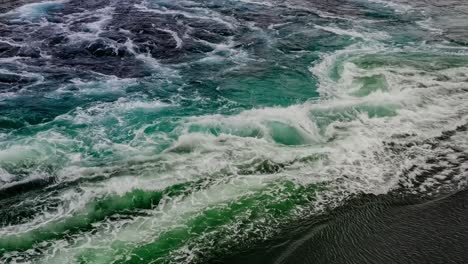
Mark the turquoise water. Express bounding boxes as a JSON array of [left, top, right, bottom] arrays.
[[1, 0, 468, 263]]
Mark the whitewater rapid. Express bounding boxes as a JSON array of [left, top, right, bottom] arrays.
[[0, 0, 467, 263]]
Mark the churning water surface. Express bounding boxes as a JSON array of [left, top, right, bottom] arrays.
[[0, 0, 467, 263]]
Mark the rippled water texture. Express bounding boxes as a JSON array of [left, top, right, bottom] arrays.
[[0, 0, 467, 263]]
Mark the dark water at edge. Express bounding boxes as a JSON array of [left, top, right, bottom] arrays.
[[212, 189, 468, 264]]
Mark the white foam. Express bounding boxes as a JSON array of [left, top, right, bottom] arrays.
[[416, 17, 444, 35], [157, 28, 183, 49], [283, 3, 353, 21], [123, 38, 180, 75], [28, 175, 278, 264], [315, 25, 389, 41], [191, 37, 251, 67], [57, 97, 173, 126], [86, 7, 114, 34], [0, 38, 23, 47], [134, 2, 237, 29], [6, 0, 67, 20], [55, 76, 137, 96], [236, 0, 274, 7], [362, 0, 413, 13], [316, 25, 367, 39], [0, 168, 14, 184], [65, 7, 115, 42]]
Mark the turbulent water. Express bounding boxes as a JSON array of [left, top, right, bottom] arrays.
[[0, 0, 467, 263]]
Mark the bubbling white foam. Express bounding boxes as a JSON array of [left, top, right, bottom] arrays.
[[5, 0, 67, 20]]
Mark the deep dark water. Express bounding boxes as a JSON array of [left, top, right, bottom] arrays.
[[214, 189, 468, 264]]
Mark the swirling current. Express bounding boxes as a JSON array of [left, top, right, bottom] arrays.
[[0, 0, 468, 263]]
